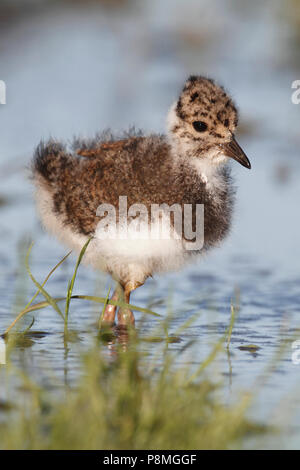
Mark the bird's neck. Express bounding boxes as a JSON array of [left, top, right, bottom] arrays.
[[190, 157, 228, 189], [169, 145, 229, 193]]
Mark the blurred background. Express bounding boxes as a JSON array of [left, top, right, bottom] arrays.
[[1, 0, 300, 449]]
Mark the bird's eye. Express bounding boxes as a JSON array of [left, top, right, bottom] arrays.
[[192, 121, 208, 132]]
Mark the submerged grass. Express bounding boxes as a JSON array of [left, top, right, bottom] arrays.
[[0, 241, 268, 450]]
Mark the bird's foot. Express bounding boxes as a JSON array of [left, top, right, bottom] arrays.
[[116, 280, 142, 327], [100, 287, 121, 326], [101, 302, 117, 326], [117, 307, 135, 327]]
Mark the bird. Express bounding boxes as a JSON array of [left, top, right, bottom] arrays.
[[32, 75, 251, 327]]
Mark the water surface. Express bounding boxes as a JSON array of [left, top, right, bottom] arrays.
[[1, 0, 300, 449]]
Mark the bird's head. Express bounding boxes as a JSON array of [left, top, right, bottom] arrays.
[[167, 75, 251, 169]]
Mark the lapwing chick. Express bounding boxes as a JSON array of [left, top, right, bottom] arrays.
[[32, 76, 251, 327]]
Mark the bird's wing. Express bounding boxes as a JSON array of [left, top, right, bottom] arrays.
[[76, 138, 140, 157]]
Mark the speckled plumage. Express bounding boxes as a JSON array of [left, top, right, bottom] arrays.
[[32, 75, 250, 325], [33, 132, 233, 245]]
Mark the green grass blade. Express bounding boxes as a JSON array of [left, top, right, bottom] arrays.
[[186, 333, 226, 384], [25, 243, 64, 321], [65, 238, 92, 328], [21, 317, 35, 335], [186, 305, 237, 385], [173, 311, 200, 336], [98, 287, 111, 329], [5, 251, 71, 335], [227, 304, 236, 349]]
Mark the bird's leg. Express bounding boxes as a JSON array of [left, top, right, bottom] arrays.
[[102, 283, 122, 325], [117, 281, 143, 327]]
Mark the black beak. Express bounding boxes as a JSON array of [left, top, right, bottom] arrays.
[[220, 135, 251, 169]]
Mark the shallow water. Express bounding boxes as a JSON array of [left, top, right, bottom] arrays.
[[1, 0, 300, 449]]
